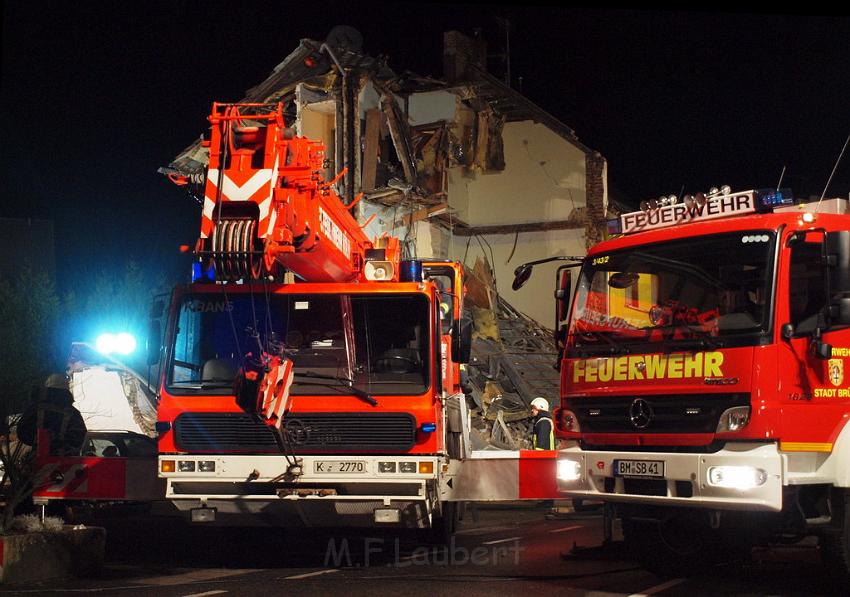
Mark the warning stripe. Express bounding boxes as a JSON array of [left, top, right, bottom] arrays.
[[779, 442, 833, 452]]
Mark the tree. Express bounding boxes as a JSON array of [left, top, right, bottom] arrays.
[[0, 268, 65, 532], [0, 267, 64, 412]]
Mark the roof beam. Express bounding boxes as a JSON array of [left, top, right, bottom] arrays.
[[452, 219, 585, 236]]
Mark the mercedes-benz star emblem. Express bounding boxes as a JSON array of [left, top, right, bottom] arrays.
[[284, 419, 310, 445], [628, 398, 653, 429]]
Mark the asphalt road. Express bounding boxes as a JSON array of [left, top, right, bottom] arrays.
[[1, 504, 846, 596]]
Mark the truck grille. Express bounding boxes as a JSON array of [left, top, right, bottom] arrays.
[[173, 412, 416, 453], [565, 393, 749, 434]]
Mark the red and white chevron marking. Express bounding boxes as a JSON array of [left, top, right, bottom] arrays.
[[201, 166, 277, 238], [259, 356, 294, 428]]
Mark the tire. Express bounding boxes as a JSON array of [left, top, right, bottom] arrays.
[[820, 491, 850, 585], [572, 499, 602, 512], [622, 510, 718, 577], [419, 501, 458, 546]]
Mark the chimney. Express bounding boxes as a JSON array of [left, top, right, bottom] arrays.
[[443, 30, 487, 83]]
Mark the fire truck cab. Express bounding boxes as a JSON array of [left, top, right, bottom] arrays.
[[516, 188, 850, 576]]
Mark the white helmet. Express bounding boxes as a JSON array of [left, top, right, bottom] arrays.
[[530, 397, 549, 412]]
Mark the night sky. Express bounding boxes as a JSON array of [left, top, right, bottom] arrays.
[[2, 4, 849, 294]]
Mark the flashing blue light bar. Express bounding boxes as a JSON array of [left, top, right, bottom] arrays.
[[95, 332, 137, 355], [754, 187, 794, 210], [420, 422, 437, 433]]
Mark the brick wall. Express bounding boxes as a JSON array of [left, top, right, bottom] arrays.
[[584, 151, 608, 248]]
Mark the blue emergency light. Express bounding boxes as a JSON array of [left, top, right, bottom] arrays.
[[754, 188, 794, 210], [420, 422, 437, 433], [400, 260, 423, 282], [95, 332, 137, 355], [191, 262, 216, 283]]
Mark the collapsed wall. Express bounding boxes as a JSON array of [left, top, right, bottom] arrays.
[[463, 261, 560, 451]]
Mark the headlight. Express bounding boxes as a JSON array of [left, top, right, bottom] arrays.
[[716, 406, 750, 433], [558, 408, 581, 433], [707, 466, 766, 490], [177, 460, 196, 472], [198, 461, 216, 472], [557, 459, 582, 482]]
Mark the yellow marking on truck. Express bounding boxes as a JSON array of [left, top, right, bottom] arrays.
[[779, 442, 833, 452], [573, 351, 724, 383]]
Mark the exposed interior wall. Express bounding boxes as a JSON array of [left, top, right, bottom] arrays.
[[408, 91, 458, 126], [449, 121, 588, 227], [448, 228, 586, 329], [299, 105, 334, 144]]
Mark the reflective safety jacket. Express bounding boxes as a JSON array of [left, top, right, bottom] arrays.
[[533, 412, 554, 450]]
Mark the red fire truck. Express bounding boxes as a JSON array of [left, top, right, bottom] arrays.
[[143, 102, 558, 535], [514, 188, 850, 576]]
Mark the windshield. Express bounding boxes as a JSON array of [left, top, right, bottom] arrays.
[[570, 230, 776, 353], [168, 293, 430, 395]]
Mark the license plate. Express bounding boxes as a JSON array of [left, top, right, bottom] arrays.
[[314, 460, 367, 474], [613, 459, 665, 478]]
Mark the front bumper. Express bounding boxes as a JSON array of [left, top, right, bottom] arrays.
[[556, 442, 784, 511], [158, 454, 440, 527]]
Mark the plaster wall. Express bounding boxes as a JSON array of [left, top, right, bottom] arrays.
[[448, 121, 587, 227]]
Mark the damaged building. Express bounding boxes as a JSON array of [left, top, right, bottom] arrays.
[[167, 26, 616, 449]]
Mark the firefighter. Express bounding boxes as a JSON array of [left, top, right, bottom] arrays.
[[530, 397, 554, 450], [17, 373, 87, 456]]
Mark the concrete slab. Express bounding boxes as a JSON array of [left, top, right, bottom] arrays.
[[0, 526, 105, 584]]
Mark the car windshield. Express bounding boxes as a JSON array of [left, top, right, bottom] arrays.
[[570, 230, 776, 353], [168, 293, 430, 395]]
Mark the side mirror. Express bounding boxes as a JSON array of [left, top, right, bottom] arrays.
[[453, 316, 473, 364], [827, 231, 850, 293], [554, 265, 572, 336], [838, 297, 850, 326], [146, 319, 162, 366], [149, 299, 165, 319], [813, 339, 833, 360], [825, 231, 850, 327], [512, 264, 533, 291]]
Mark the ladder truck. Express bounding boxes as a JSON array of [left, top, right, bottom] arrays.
[[514, 188, 850, 577], [146, 102, 558, 533]]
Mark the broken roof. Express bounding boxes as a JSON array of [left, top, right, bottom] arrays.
[[169, 27, 597, 175]]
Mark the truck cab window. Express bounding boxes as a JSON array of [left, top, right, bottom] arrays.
[[789, 242, 825, 333], [168, 292, 429, 396]]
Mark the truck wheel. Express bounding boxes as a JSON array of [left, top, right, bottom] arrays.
[[820, 492, 850, 583], [419, 502, 458, 545], [622, 511, 717, 576], [572, 499, 601, 512]]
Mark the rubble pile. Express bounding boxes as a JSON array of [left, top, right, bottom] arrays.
[[464, 291, 561, 451]]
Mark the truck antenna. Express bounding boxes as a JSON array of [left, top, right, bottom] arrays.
[[818, 130, 850, 206], [776, 165, 786, 190]]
